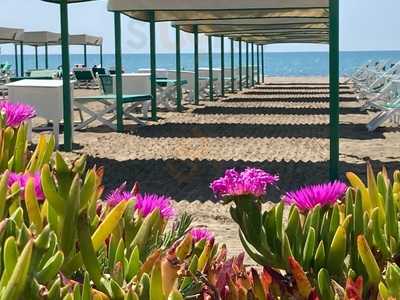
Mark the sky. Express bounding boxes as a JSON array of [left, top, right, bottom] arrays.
[[1, 0, 399, 54]]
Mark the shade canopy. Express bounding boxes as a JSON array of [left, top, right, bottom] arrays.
[[0, 27, 24, 44], [175, 18, 328, 33], [41, 0, 96, 3], [107, 0, 329, 22], [21, 31, 61, 46], [69, 34, 103, 46], [236, 34, 329, 44]]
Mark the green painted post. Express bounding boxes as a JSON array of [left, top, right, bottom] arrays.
[[83, 44, 87, 66], [194, 25, 199, 105], [100, 45, 103, 66], [230, 38, 234, 93], [239, 38, 242, 91], [149, 11, 157, 121], [14, 44, 18, 77], [221, 35, 225, 97], [251, 43, 254, 86], [261, 45, 265, 83], [208, 36, 214, 101], [20, 42, 24, 76], [329, 0, 340, 180], [45, 43, 49, 69], [60, 0, 72, 151], [175, 25, 182, 111], [114, 12, 123, 132], [246, 42, 249, 88], [256, 45, 260, 84], [35, 46, 39, 69]]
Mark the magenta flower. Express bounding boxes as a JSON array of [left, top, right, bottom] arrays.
[[0, 101, 36, 128], [106, 184, 133, 207], [190, 228, 214, 242], [284, 181, 347, 212], [8, 172, 44, 201], [210, 167, 279, 199], [135, 193, 175, 220]]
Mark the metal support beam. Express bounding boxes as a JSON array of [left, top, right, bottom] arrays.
[[114, 12, 123, 132], [14, 44, 18, 77], [35, 46, 39, 69], [239, 38, 242, 91], [45, 43, 49, 69], [256, 45, 260, 84], [194, 25, 199, 105], [175, 25, 182, 111], [20, 42, 24, 77], [261, 45, 265, 83], [149, 11, 157, 121], [230, 38, 234, 93], [83, 44, 87, 66], [221, 35, 224, 97], [60, 0, 72, 151], [329, 0, 340, 180], [208, 36, 214, 101], [251, 43, 254, 86], [246, 42, 249, 88]]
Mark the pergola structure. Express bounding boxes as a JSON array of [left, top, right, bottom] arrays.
[[69, 34, 103, 66], [0, 27, 24, 76], [20, 31, 61, 73], [107, 0, 339, 179]]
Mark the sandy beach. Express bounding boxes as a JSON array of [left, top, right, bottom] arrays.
[[32, 76, 400, 260]]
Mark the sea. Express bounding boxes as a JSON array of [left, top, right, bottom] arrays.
[[1, 51, 400, 77]]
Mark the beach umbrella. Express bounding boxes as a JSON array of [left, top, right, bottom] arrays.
[[69, 34, 103, 66], [21, 31, 61, 71], [40, 0, 96, 152], [0, 27, 24, 76]]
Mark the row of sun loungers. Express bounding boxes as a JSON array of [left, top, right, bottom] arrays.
[[348, 60, 400, 131]]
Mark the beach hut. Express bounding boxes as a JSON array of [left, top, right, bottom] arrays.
[[0, 27, 24, 76], [21, 31, 61, 72], [69, 34, 103, 66], [107, 0, 339, 179]]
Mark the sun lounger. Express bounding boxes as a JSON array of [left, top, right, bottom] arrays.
[[367, 100, 400, 131], [73, 68, 98, 89], [168, 70, 195, 102], [74, 74, 152, 129], [156, 78, 188, 109]]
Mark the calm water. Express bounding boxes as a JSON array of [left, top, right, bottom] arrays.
[[2, 51, 400, 77]]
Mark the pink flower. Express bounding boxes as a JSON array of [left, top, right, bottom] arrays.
[[135, 193, 175, 220], [190, 227, 214, 242], [210, 168, 279, 199], [8, 172, 44, 201], [106, 184, 133, 207], [284, 181, 347, 212], [0, 101, 36, 127]]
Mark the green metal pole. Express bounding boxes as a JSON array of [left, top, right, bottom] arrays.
[[100, 45, 103, 66], [35, 46, 39, 69], [83, 44, 87, 66], [14, 44, 18, 77], [114, 12, 123, 132], [45, 43, 49, 69], [60, 0, 72, 151], [246, 42, 249, 88], [20, 42, 24, 77], [221, 35, 224, 97], [329, 0, 340, 180], [208, 36, 214, 101], [251, 43, 254, 86], [230, 38, 234, 93], [239, 38, 242, 91], [175, 25, 182, 111], [261, 45, 265, 83], [149, 11, 157, 121], [256, 45, 260, 84], [194, 25, 199, 105]]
